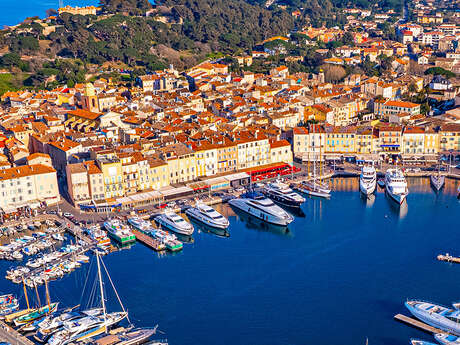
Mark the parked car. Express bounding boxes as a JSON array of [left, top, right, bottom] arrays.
[[63, 212, 73, 218]]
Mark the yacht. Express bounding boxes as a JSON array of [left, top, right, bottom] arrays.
[[127, 216, 154, 233], [405, 300, 460, 335], [47, 312, 127, 345], [150, 229, 183, 252], [435, 333, 460, 345], [385, 168, 408, 204], [359, 165, 377, 195], [430, 173, 445, 191], [103, 219, 136, 245], [228, 191, 294, 226], [185, 202, 229, 229], [262, 180, 305, 208], [155, 209, 194, 235]]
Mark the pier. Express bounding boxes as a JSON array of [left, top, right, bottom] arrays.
[[0, 320, 35, 345], [394, 314, 446, 334], [437, 253, 460, 264], [131, 229, 165, 251]]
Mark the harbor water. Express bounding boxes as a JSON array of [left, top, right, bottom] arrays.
[[0, 1, 98, 27], [0, 177, 459, 345]]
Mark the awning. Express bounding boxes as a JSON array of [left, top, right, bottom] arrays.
[[186, 181, 210, 191]]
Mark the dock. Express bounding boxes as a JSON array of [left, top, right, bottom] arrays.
[[437, 253, 460, 264], [131, 229, 165, 251], [0, 320, 35, 345], [394, 314, 446, 334]]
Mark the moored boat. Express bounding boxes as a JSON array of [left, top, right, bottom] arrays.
[[430, 174, 445, 191], [155, 209, 194, 236], [410, 339, 439, 345], [359, 165, 377, 195], [127, 216, 154, 233], [14, 302, 59, 326], [262, 179, 305, 208], [435, 333, 460, 345], [385, 168, 408, 205], [295, 181, 331, 198], [185, 202, 229, 229], [228, 191, 294, 226], [103, 219, 136, 245], [405, 300, 460, 335]]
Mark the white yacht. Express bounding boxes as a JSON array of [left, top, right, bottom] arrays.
[[185, 202, 229, 229], [155, 209, 194, 235], [435, 333, 460, 345], [385, 168, 408, 204], [430, 174, 445, 191], [47, 312, 127, 345], [127, 216, 154, 233], [359, 165, 377, 195], [262, 180, 305, 208], [228, 191, 294, 226]]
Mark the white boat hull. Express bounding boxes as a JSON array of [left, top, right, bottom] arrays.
[[359, 178, 376, 195], [430, 175, 445, 191], [228, 199, 293, 226], [385, 187, 407, 204], [296, 186, 330, 198]]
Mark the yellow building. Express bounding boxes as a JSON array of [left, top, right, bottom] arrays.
[[355, 127, 374, 154], [81, 83, 99, 112], [439, 124, 460, 152], [216, 139, 237, 174], [97, 158, 124, 199], [147, 158, 170, 190], [424, 129, 439, 154], [58, 5, 97, 16], [325, 127, 357, 154], [269, 140, 293, 164], [159, 143, 196, 184]]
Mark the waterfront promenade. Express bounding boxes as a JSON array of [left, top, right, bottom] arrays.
[[0, 321, 35, 345]]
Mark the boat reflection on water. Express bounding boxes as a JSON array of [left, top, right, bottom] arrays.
[[190, 219, 230, 238], [175, 233, 194, 244], [360, 192, 375, 208], [386, 195, 408, 219], [232, 208, 291, 237], [280, 205, 306, 218]]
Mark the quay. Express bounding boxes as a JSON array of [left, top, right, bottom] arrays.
[[437, 253, 460, 264], [0, 320, 35, 345], [394, 314, 446, 334], [131, 229, 165, 251]]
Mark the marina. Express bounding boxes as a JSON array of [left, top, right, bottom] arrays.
[[0, 177, 456, 345], [394, 314, 446, 334]]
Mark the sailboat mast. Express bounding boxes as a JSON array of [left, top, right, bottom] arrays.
[[96, 252, 107, 327], [34, 282, 41, 308], [45, 276, 51, 311], [23, 279, 30, 310]]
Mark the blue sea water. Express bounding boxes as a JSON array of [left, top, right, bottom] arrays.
[[0, 0, 98, 27], [0, 177, 459, 345]]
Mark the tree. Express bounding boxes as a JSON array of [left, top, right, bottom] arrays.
[[424, 67, 455, 79], [322, 64, 346, 82]]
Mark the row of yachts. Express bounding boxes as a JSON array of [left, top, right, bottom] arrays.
[[406, 299, 460, 345], [359, 165, 447, 205]]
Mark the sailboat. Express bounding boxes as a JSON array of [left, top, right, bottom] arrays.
[[296, 146, 331, 198], [430, 165, 445, 191], [13, 279, 58, 327], [47, 252, 127, 345]]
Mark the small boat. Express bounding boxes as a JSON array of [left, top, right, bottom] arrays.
[[14, 302, 59, 326], [85, 225, 111, 247], [103, 219, 136, 245], [405, 300, 460, 335], [185, 202, 229, 229], [431, 174, 445, 191], [51, 233, 65, 241], [385, 168, 408, 205], [127, 216, 154, 233], [155, 209, 194, 236], [150, 229, 183, 252], [228, 191, 294, 226], [359, 165, 377, 195], [410, 339, 439, 345], [115, 328, 157, 345], [0, 294, 19, 315], [435, 333, 460, 345], [262, 179, 305, 208]]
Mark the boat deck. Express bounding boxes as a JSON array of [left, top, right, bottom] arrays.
[[437, 254, 460, 264], [131, 230, 165, 251]]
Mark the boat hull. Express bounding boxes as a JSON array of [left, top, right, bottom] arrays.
[[228, 199, 293, 226], [359, 178, 376, 195], [295, 186, 330, 198], [385, 187, 407, 205], [430, 175, 445, 191], [107, 231, 136, 245]]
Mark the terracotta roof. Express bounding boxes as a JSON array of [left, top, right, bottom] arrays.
[[0, 164, 55, 181]]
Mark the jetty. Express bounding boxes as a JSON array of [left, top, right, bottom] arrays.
[[437, 253, 460, 264], [0, 320, 35, 345], [131, 229, 165, 251], [394, 314, 446, 334]]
